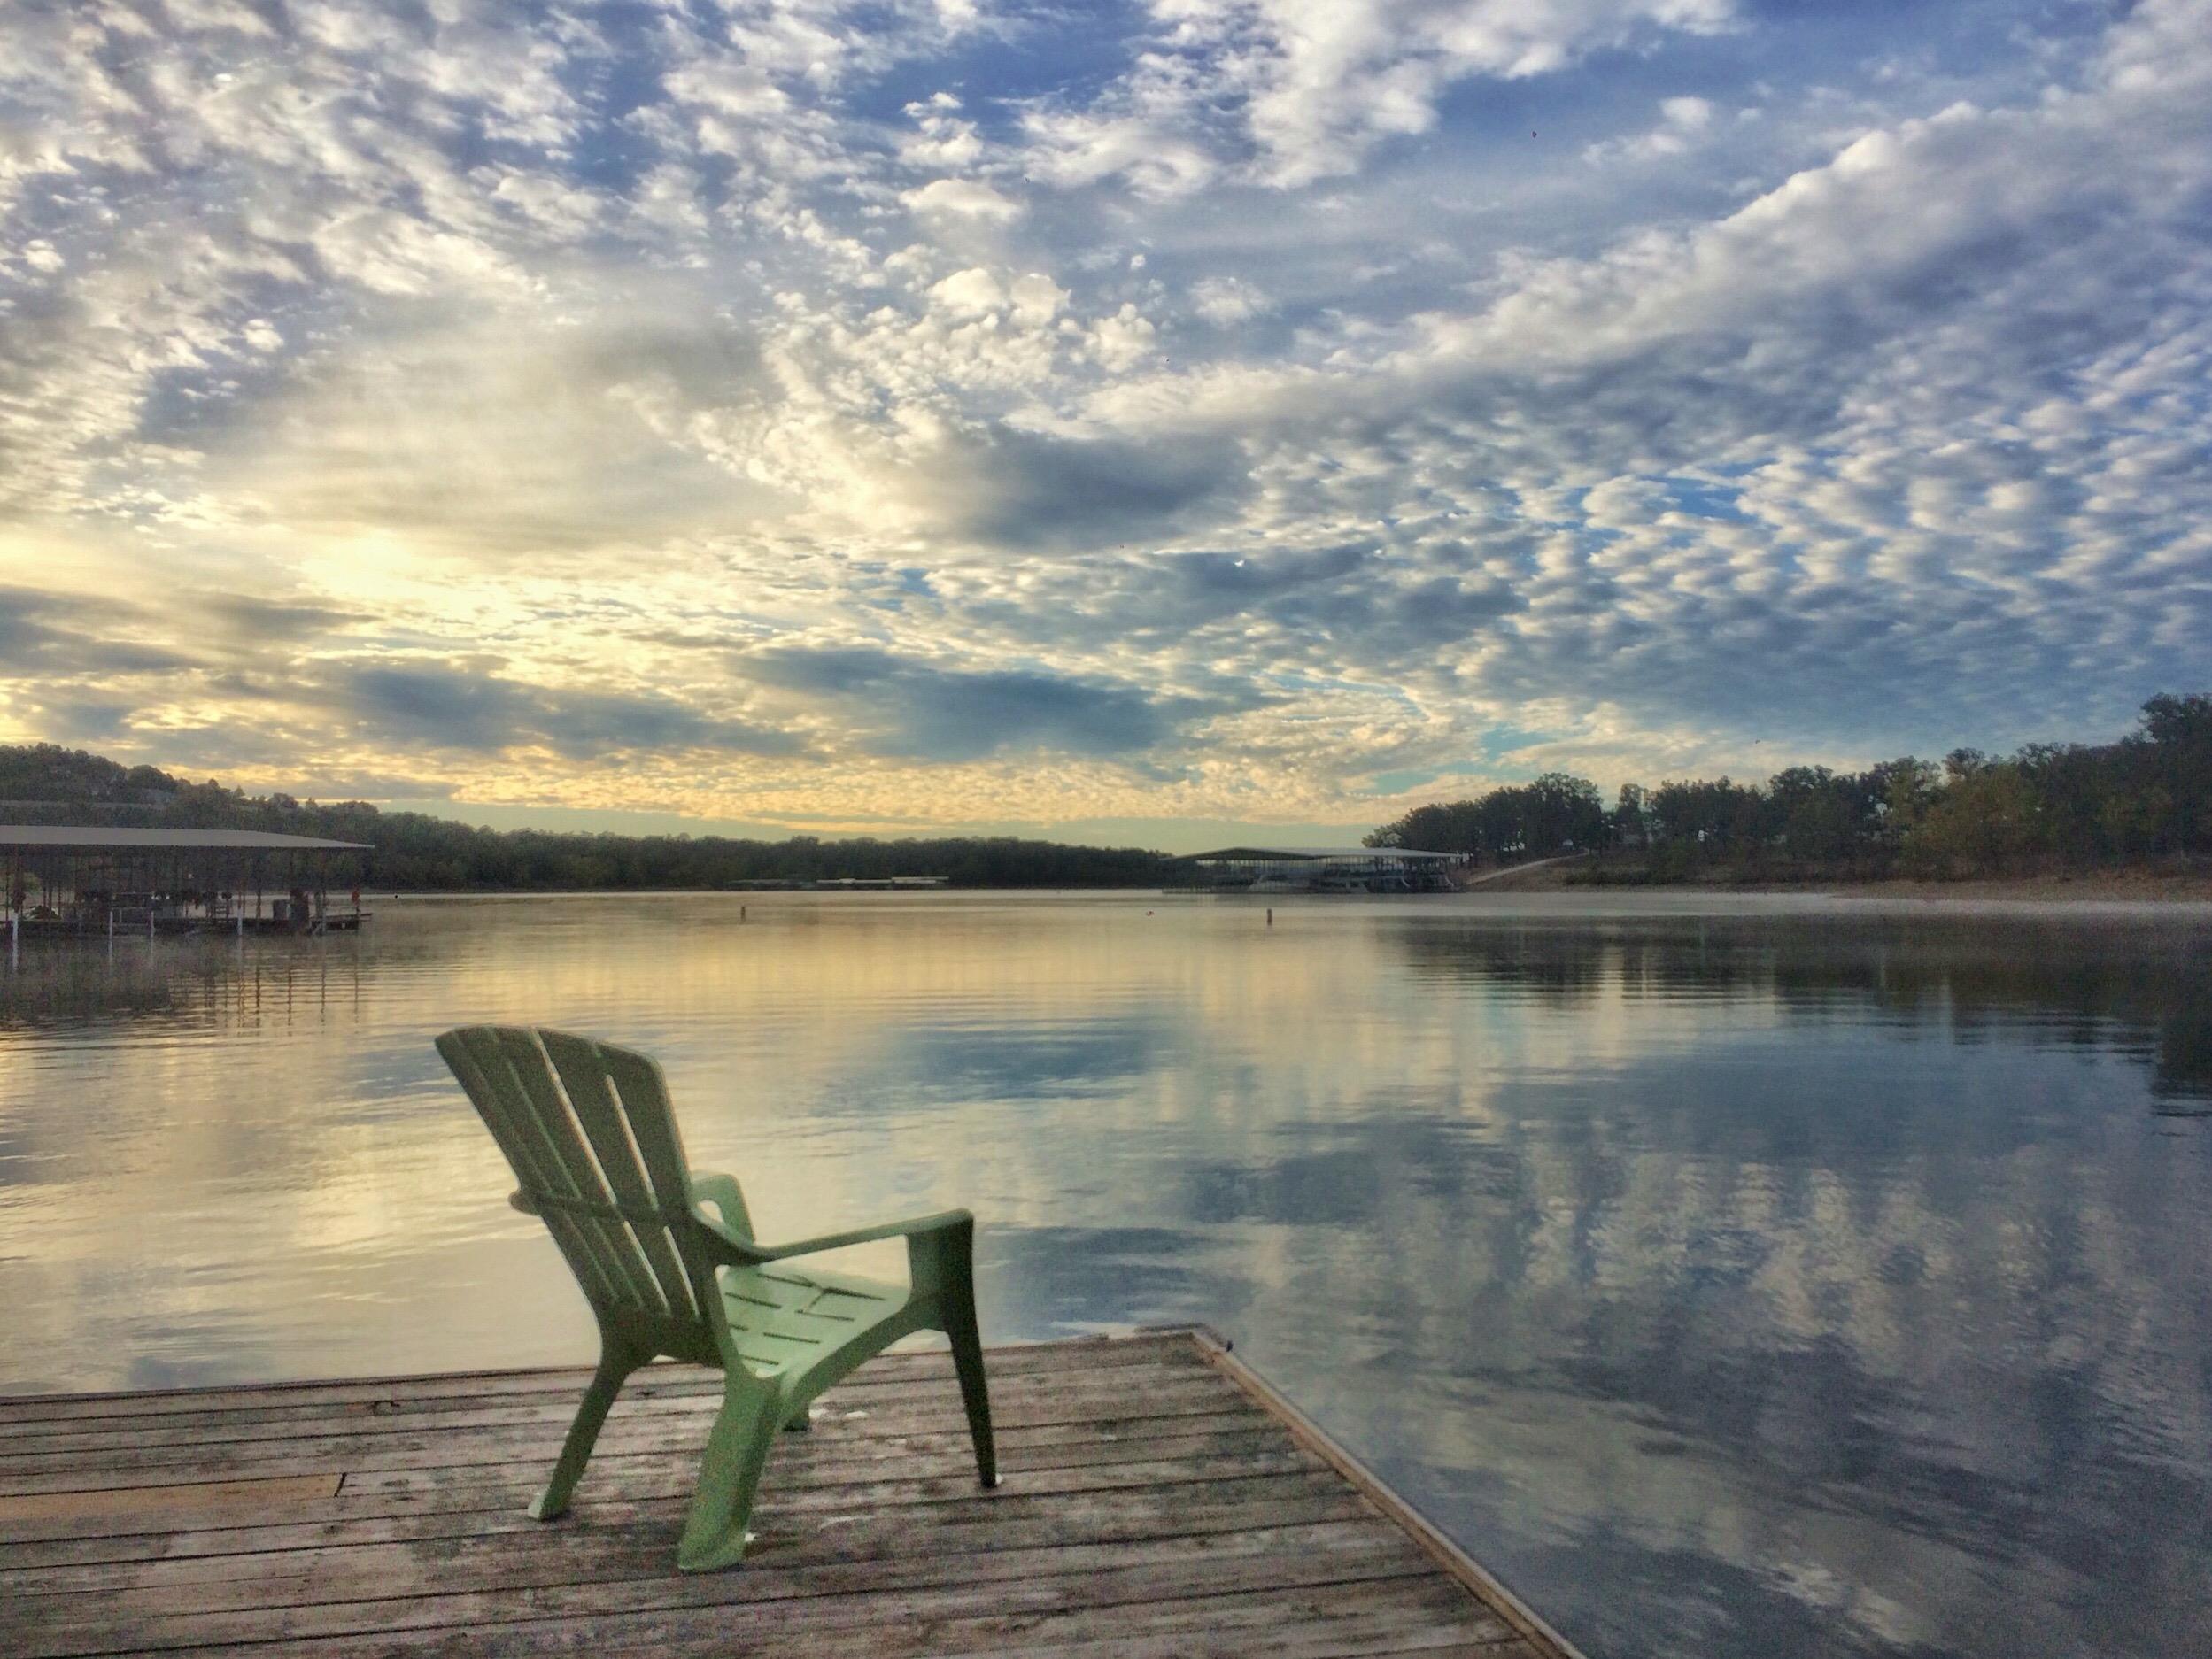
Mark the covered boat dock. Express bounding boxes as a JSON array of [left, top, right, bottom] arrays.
[[3, 827, 373, 940], [1178, 845, 1464, 894]]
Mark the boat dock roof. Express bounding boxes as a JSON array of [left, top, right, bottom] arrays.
[[0, 1329, 1582, 1659], [0, 827, 371, 851], [1182, 845, 1460, 861]]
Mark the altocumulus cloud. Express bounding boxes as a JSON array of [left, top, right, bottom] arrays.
[[0, 0, 2208, 834]]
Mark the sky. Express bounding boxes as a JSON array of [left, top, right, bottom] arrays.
[[1, 0, 2208, 853]]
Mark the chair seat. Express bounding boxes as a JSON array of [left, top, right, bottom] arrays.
[[720, 1262, 910, 1377]]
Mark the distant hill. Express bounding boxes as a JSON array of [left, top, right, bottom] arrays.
[[0, 744, 1177, 891], [0, 744, 188, 809]]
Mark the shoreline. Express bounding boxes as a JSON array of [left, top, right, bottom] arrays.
[[1788, 873, 2212, 902], [351, 876, 2212, 905], [1470, 862, 2212, 903]]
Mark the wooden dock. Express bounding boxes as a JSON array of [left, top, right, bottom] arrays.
[[0, 1329, 1582, 1659]]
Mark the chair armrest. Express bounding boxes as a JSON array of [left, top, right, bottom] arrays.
[[509, 1189, 540, 1215], [696, 1207, 973, 1264], [687, 1171, 747, 1226]]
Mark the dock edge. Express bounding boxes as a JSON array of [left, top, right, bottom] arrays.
[[1159, 1323, 1592, 1659]]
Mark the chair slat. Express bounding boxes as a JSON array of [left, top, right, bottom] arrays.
[[434, 1030, 623, 1308], [488, 1029, 669, 1316], [598, 1041, 730, 1328], [469, 1028, 652, 1313], [542, 1031, 702, 1323]]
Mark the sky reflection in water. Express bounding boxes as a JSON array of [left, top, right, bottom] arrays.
[[2, 892, 2208, 1659]]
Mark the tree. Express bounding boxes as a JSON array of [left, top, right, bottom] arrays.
[[1522, 773, 1607, 851], [1367, 774, 1605, 860], [2013, 743, 2112, 860], [1612, 783, 1650, 846], [1906, 764, 2038, 875], [1649, 776, 1764, 848], [1767, 765, 1860, 860], [1868, 757, 1942, 847], [2134, 693, 2212, 852]]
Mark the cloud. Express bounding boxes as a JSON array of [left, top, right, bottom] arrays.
[[917, 424, 1250, 552], [202, 300, 783, 554], [1190, 276, 1271, 326], [739, 646, 1209, 760], [196, 596, 364, 643], [1585, 93, 1720, 163], [0, 587, 197, 678], [328, 664, 805, 760], [928, 266, 1011, 316], [1022, 109, 1222, 201], [1022, 0, 1739, 192], [901, 178, 1026, 223]]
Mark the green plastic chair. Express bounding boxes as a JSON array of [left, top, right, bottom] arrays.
[[436, 1024, 995, 1570]]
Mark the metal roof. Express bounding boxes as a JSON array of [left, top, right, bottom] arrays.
[[1183, 845, 1459, 861], [0, 826, 371, 851]]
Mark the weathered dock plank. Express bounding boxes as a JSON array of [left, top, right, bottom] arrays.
[[0, 1330, 1582, 1659]]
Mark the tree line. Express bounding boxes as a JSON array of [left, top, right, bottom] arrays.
[[9, 691, 2206, 891], [1365, 694, 2212, 878], [0, 746, 1177, 890]]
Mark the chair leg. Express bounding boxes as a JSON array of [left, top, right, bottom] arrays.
[[946, 1285, 997, 1489], [677, 1378, 782, 1571], [530, 1339, 639, 1521]]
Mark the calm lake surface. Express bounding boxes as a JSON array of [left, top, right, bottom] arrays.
[[3, 891, 2209, 1657]]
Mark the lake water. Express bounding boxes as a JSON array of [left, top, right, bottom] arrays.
[[3, 891, 2209, 1657]]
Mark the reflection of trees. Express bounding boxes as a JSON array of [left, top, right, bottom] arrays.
[[1391, 915, 2212, 1109], [2151, 1001, 2212, 1113], [1, 936, 365, 1033], [1767, 921, 2212, 1111], [1397, 924, 1612, 1005], [0, 945, 183, 1022]]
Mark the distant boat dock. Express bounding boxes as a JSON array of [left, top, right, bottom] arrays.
[[1177, 845, 1466, 894], [3, 826, 373, 942], [728, 876, 951, 891], [0, 1329, 1583, 1659]]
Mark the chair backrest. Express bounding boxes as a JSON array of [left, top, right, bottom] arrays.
[[437, 1025, 727, 1348]]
